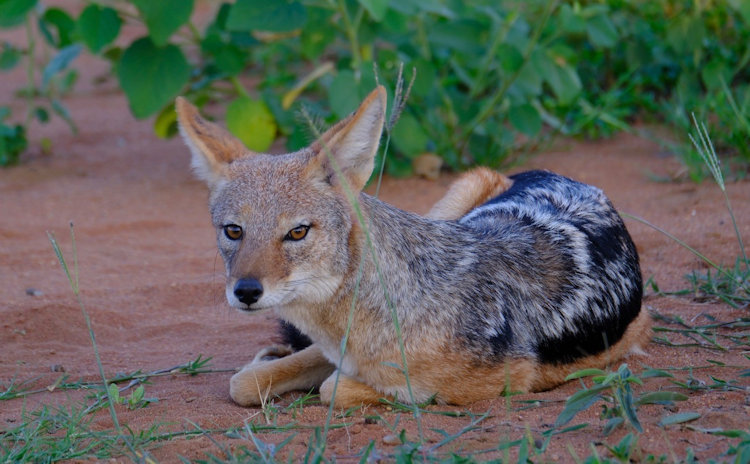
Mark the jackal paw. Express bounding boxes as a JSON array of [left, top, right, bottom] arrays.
[[251, 345, 295, 364]]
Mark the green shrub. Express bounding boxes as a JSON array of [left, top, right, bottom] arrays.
[[1, 0, 749, 177]]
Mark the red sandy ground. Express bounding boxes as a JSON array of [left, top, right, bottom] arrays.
[[1, 37, 749, 464]]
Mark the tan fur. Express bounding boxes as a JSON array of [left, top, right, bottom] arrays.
[[319, 374, 390, 406], [175, 97, 250, 186], [427, 167, 514, 220], [230, 345, 334, 406]]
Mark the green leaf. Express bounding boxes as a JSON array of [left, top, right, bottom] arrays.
[[77, 5, 121, 54], [391, 113, 428, 158], [729, 0, 750, 25], [327, 70, 359, 117], [701, 60, 732, 92], [118, 38, 190, 119], [0, 0, 37, 28], [39, 8, 76, 48], [225, 96, 277, 152], [538, 54, 581, 105], [603, 416, 624, 436], [0, 121, 26, 166], [666, 16, 705, 56], [0, 42, 20, 70], [659, 412, 701, 427], [153, 102, 178, 139], [636, 391, 688, 405], [409, 58, 437, 98], [428, 19, 485, 54], [227, 0, 306, 33], [214, 44, 246, 76], [586, 14, 617, 48], [359, 0, 389, 22], [497, 43, 524, 73], [614, 383, 642, 432], [509, 103, 541, 136], [42, 44, 82, 91], [555, 384, 608, 428], [51, 99, 77, 134], [640, 368, 674, 379], [131, 0, 194, 47], [33, 106, 49, 123], [107, 383, 121, 403], [564, 368, 606, 381], [558, 4, 585, 34]]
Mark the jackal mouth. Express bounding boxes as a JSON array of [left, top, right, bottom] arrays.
[[235, 304, 264, 313]]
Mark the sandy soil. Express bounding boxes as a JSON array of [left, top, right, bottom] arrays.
[[1, 37, 749, 464]]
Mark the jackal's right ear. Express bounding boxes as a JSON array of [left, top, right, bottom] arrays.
[[175, 97, 250, 187]]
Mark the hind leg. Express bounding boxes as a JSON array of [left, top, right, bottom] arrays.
[[230, 344, 334, 406], [427, 167, 513, 220]]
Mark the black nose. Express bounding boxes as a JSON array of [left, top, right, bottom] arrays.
[[234, 278, 263, 305]]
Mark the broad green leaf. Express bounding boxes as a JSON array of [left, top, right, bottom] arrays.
[[77, 5, 121, 53], [497, 43, 524, 73], [42, 44, 82, 91], [558, 4, 585, 34], [543, 59, 581, 105], [300, 10, 336, 59], [513, 61, 542, 97], [701, 60, 732, 91], [666, 16, 705, 56], [227, 0, 306, 32], [327, 70, 359, 117], [225, 96, 277, 152], [359, 0, 388, 22], [428, 20, 485, 54], [118, 38, 190, 119], [391, 113, 428, 158], [0, 0, 37, 28], [153, 102, 178, 139], [39, 8, 76, 48], [131, 0, 194, 47], [586, 14, 617, 48], [509, 103, 541, 136], [659, 412, 701, 427], [409, 58, 437, 98]]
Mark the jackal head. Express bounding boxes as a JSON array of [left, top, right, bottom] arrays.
[[176, 87, 386, 312]]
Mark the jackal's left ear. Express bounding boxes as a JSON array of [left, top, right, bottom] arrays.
[[175, 97, 251, 188], [311, 86, 386, 192]]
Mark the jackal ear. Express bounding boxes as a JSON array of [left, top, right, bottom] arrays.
[[175, 97, 251, 187], [311, 86, 386, 192]]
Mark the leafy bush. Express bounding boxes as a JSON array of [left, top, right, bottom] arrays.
[[1, 0, 749, 177]]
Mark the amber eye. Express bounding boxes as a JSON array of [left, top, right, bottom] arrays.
[[285, 225, 310, 241], [223, 224, 243, 240]]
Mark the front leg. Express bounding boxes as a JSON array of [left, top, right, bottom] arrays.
[[230, 344, 334, 406], [319, 372, 393, 408]]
